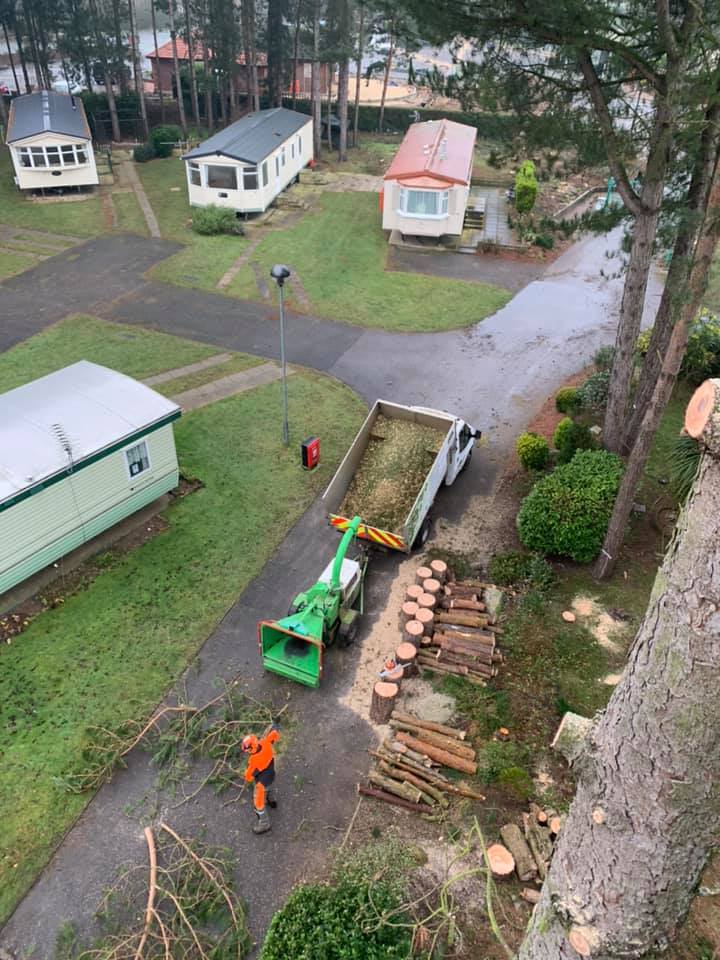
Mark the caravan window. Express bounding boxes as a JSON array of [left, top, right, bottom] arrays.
[[242, 166, 259, 190], [189, 162, 201, 186], [125, 440, 150, 479], [262, 161, 269, 186], [207, 165, 237, 189]]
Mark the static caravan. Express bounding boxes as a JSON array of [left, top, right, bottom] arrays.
[[5, 91, 99, 192], [183, 107, 313, 214], [0, 362, 181, 595], [382, 119, 477, 239]]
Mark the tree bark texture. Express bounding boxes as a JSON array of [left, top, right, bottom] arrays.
[[622, 85, 720, 450], [184, 1, 201, 128], [594, 154, 720, 580], [291, 0, 302, 110], [2, 21, 20, 94], [13, 21, 31, 92], [352, 2, 363, 147], [378, 18, 394, 133], [520, 405, 720, 958], [337, 55, 349, 160], [150, 0, 165, 120], [128, 0, 149, 139]]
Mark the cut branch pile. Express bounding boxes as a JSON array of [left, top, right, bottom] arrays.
[[359, 710, 485, 816], [492, 802, 565, 889], [61, 680, 279, 802], [68, 822, 250, 959]]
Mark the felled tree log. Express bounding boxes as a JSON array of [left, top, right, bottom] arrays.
[[400, 600, 419, 625], [500, 823, 538, 882], [395, 731, 478, 775], [455, 578, 495, 590], [406, 584, 424, 602], [685, 377, 720, 451], [403, 620, 424, 646], [429, 559, 448, 583], [422, 577, 442, 599], [416, 658, 487, 686], [385, 738, 439, 766], [370, 681, 399, 724], [440, 597, 487, 612], [378, 759, 447, 806], [439, 636, 494, 664], [389, 721, 477, 760], [368, 769, 423, 804], [444, 583, 481, 599], [417, 591, 437, 611], [395, 641, 418, 677], [435, 611, 489, 629], [391, 711, 467, 741], [416, 565, 433, 585], [358, 784, 428, 814], [524, 814, 554, 880], [416, 607, 434, 635], [486, 843, 515, 879]]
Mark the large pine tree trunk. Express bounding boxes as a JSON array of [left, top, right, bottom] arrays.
[[202, 35, 213, 130], [377, 19, 394, 134], [2, 21, 21, 94], [128, 0, 150, 139], [520, 381, 720, 959], [602, 97, 674, 453], [337, 55, 348, 160], [311, 0, 321, 158], [622, 90, 720, 451], [594, 157, 720, 580], [168, 0, 188, 136], [13, 20, 32, 92], [291, 0, 302, 110], [184, 0, 201, 128], [110, 0, 128, 96]]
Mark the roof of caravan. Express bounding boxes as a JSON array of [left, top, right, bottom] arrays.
[[183, 107, 310, 164], [7, 91, 92, 142], [384, 119, 477, 186], [0, 361, 180, 507]]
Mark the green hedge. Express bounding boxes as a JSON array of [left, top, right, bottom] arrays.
[[517, 450, 624, 562], [516, 431, 550, 470]]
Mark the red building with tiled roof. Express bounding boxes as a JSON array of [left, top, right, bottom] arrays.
[[382, 119, 477, 239]]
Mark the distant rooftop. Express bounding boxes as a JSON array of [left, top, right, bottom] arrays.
[[147, 38, 267, 67], [183, 107, 311, 165], [0, 362, 180, 507], [6, 91, 92, 143], [384, 119, 477, 186]]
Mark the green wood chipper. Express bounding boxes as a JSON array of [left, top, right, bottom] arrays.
[[257, 516, 368, 688]]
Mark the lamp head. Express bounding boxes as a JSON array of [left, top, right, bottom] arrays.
[[270, 263, 291, 286]]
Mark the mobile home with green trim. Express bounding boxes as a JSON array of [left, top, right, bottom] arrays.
[[0, 361, 181, 595]]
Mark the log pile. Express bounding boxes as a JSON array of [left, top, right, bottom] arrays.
[[358, 709, 486, 815], [492, 802, 566, 888]]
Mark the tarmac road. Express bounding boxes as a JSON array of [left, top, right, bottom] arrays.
[[0, 227, 663, 956]]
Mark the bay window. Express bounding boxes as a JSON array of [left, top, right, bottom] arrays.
[[398, 188, 450, 218], [207, 165, 237, 189], [17, 143, 90, 168]]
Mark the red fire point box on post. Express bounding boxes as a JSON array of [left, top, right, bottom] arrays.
[[301, 436, 320, 470]]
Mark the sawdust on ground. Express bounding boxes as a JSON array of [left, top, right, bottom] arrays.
[[602, 672, 623, 686], [571, 595, 629, 654], [340, 556, 457, 734]]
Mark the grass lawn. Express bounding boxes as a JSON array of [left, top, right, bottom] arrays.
[[113, 191, 149, 237], [0, 316, 366, 924], [0, 150, 105, 237], [226, 193, 511, 331], [0, 251, 39, 280]]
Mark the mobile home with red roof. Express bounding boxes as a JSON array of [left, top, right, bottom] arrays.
[[382, 119, 476, 239]]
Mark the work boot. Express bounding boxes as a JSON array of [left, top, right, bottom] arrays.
[[253, 807, 271, 834], [267, 786, 278, 809]]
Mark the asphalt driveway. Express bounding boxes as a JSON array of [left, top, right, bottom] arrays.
[[0, 229, 663, 956]]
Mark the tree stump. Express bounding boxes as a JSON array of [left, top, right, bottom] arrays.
[[406, 584, 424, 602], [403, 619, 424, 646], [430, 558, 448, 583], [417, 591, 437, 611], [416, 565, 432, 585], [400, 601, 419, 626], [396, 641, 418, 677], [370, 681, 399, 724], [422, 578, 442, 599], [685, 378, 720, 451], [416, 607, 434, 635], [383, 666, 404, 689], [486, 843, 516, 879]]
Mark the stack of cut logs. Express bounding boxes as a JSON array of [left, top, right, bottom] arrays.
[[370, 560, 505, 723], [486, 803, 565, 900], [358, 710, 486, 814]]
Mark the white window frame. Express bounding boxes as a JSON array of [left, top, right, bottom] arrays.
[[262, 160, 269, 187], [241, 165, 259, 190], [281, 145, 286, 167], [398, 187, 450, 219], [124, 439, 151, 480], [297, 134, 302, 155], [188, 162, 202, 187], [17, 143, 89, 169], [207, 164, 238, 190]]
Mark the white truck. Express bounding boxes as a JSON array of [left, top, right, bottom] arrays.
[[322, 399, 479, 553]]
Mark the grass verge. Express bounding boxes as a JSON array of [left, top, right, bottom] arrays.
[[0, 251, 39, 280], [0, 316, 366, 923]]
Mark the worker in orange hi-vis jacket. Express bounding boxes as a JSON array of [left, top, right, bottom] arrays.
[[242, 722, 280, 834]]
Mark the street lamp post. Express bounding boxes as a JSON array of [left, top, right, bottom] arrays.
[[270, 264, 291, 446]]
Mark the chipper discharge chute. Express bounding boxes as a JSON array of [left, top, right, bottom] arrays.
[[258, 516, 367, 688]]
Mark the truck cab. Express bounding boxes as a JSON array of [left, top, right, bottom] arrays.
[[408, 406, 479, 486]]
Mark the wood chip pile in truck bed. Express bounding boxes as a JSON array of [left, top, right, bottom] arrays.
[[339, 416, 445, 532]]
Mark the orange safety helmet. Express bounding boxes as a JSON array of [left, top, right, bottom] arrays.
[[242, 734, 259, 753]]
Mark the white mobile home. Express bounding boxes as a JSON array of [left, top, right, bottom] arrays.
[[5, 91, 99, 192], [0, 362, 181, 595], [183, 107, 313, 214]]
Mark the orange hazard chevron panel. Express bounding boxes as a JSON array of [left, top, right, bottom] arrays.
[[330, 515, 406, 551]]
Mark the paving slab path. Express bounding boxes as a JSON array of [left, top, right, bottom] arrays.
[[0, 227, 664, 957], [171, 361, 290, 411], [143, 352, 233, 386], [121, 159, 162, 238]]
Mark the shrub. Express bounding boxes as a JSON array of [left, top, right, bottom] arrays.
[[497, 766, 534, 801], [516, 431, 550, 470], [191, 204, 245, 236], [636, 310, 720, 384], [555, 386, 580, 414], [260, 844, 413, 960], [517, 449, 624, 562], [593, 344, 615, 371], [577, 370, 611, 410], [534, 232, 555, 250], [133, 142, 155, 163], [554, 417, 595, 463], [477, 740, 532, 786], [488, 551, 556, 591], [150, 124, 182, 158], [515, 160, 538, 214]]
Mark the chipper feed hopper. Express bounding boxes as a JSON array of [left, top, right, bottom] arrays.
[[258, 516, 367, 687]]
